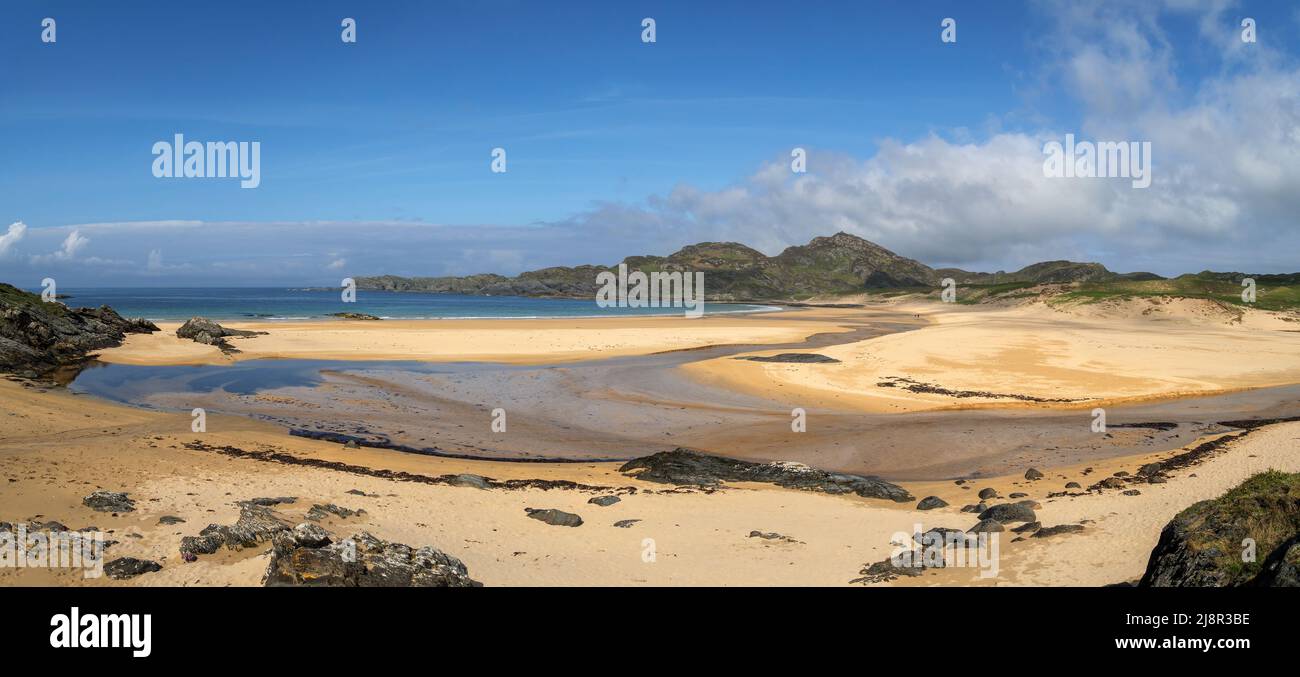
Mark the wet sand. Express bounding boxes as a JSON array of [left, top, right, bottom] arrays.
[[74, 305, 1300, 479]]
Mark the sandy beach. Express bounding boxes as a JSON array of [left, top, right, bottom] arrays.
[[3, 300, 1298, 586]]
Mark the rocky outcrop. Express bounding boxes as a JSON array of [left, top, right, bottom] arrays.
[[175, 317, 265, 353], [328, 312, 381, 320], [1140, 471, 1300, 587], [619, 448, 913, 502], [179, 500, 293, 559], [264, 528, 480, 587], [0, 283, 157, 377]]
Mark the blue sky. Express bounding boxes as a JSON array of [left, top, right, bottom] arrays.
[[2, 1, 1298, 285]]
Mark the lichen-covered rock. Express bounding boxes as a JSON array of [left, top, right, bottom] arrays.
[[620, 448, 913, 502], [83, 491, 136, 513], [1140, 471, 1300, 587], [264, 530, 480, 587], [180, 500, 292, 558]]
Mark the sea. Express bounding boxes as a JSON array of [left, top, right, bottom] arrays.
[[46, 287, 779, 321]]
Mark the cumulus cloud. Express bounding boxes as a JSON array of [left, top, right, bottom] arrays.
[[549, 1, 1300, 274], [0, 222, 27, 256]]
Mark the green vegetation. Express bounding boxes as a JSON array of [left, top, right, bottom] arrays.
[[1050, 274, 1300, 311], [1176, 470, 1300, 581]]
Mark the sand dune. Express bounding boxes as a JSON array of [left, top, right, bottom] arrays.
[[685, 302, 1300, 412]]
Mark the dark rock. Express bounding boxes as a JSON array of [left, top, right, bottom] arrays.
[[1137, 463, 1164, 477], [344, 440, 360, 449], [1011, 521, 1041, 533], [978, 503, 1036, 524], [916, 496, 948, 510], [1148, 475, 1168, 484], [960, 503, 985, 513], [175, 317, 266, 353], [1140, 471, 1300, 587], [156, 516, 185, 525], [619, 448, 913, 502], [0, 284, 157, 376], [737, 353, 840, 364], [305, 503, 364, 521], [977, 488, 999, 500], [1009, 492, 1028, 498], [1033, 524, 1085, 538], [180, 500, 293, 558], [264, 529, 479, 587], [248, 496, 296, 506], [1065, 482, 1081, 489], [612, 519, 641, 528], [1024, 468, 1044, 481], [104, 557, 162, 580], [968, 519, 1005, 534], [1123, 489, 1142, 496], [588, 495, 621, 507], [850, 553, 930, 584], [525, 508, 583, 527], [328, 312, 382, 321], [83, 491, 135, 513]]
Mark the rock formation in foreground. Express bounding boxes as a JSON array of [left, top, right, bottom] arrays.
[[175, 316, 266, 353], [1139, 470, 1300, 587], [620, 448, 913, 502], [264, 527, 480, 587], [0, 283, 158, 377]]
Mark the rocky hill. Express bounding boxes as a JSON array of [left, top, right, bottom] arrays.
[[356, 232, 1134, 302], [1139, 470, 1300, 587], [0, 283, 158, 378]]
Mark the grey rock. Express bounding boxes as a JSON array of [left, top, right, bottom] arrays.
[[525, 508, 583, 527], [588, 495, 621, 507]]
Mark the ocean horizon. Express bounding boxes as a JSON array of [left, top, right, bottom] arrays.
[[39, 287, 780, 321]]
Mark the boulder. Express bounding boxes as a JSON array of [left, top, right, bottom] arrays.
[[525, 508, 583, 527], [916, 496, 948, 510], [588, 495, 621, 507], [1025, 468, 1044, 481], [978, 502, 1037, 524]]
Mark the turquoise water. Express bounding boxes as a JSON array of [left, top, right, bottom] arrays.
[[48, 288, 778, 321]]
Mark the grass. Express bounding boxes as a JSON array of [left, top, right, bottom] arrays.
[[1179, 470, 1300, 581]]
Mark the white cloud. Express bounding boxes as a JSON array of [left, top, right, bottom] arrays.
[[0, 222, 27, 256]]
